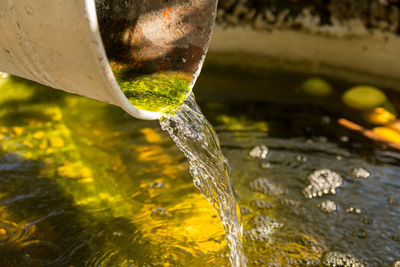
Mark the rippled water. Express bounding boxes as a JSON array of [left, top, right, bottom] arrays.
[[0, 63, 399, 266], [160, 94, 246, 266]]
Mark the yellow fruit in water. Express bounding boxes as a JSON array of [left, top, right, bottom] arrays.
[[363, 107, 396, 125], [342, 86, 387, 110], [386, 120, 400, 133], [373, 127, 400, 144], [302, 78, 332, 96]]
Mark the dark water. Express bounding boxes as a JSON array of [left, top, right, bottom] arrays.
[[0, 64, 399, 266]]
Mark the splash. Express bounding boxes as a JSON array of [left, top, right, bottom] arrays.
[[160, 93, 247, 266]]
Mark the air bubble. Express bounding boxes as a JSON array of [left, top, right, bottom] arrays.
[[302, 169, 343, 199], [318, 200, 337, 213], [249, 145, 268, 159], [244, 228, 270, 242], [322, 116, 331, 124], [351, 168, 370, 179], [249, 178, 285, 196], [346, 207, 362, 215], [322, 251, 364, 267], [260, 162, 271, 169], [296, 155, 307, 162], [340, 136, 350, 142], [388, 198, 397, 205], [250, 200, 273, 210], [251, 216, 281, 229], [244, 216, 281, 242], [241, 207, 253, 215], [281, 199, 300, 207]]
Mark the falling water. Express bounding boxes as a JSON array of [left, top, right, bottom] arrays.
[[160, 93, 247, 267]]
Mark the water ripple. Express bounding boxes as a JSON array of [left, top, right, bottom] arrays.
[[21, 240, 63, 265], [85, 249, 119, 267], [0, 220, 30, 244]]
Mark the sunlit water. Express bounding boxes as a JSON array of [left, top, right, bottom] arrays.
[[160, 94, 247, 266], [0, 65, 399, 266]]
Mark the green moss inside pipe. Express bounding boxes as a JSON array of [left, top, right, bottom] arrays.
[[111, 63, 191, 115]]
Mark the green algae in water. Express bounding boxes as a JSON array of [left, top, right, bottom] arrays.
[[113, 68, 191, 114]]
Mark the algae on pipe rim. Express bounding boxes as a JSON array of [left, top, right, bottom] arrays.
[[117, 72, 191, 115], [111, 63, 192, 116]]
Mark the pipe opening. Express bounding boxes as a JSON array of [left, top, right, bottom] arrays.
[[95, 0, 216, 114]]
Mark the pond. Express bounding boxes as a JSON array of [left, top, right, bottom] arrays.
[[0, 58, 399, 266]]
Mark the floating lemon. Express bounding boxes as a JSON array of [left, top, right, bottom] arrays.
[[342, 86, 387, 110], [373, 127, 400, 144], [363, 107, 396, 125], [385, 120, 400, 133], [302, 78, 332, 97]]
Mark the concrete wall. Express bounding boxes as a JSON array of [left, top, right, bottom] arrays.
[[209, 0, 400, 90], [216, 0, 400, 36]]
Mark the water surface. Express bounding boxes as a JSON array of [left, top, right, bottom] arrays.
[[0, 65, 399, 266]]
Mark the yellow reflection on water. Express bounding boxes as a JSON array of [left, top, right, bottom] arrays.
[[135, 192, 226, 256], [0, 74, 337, 265]]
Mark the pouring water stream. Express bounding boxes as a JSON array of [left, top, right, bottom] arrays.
[[160, 93, 247, 266]]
